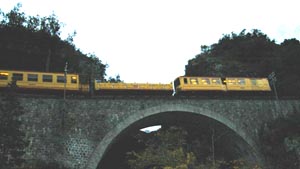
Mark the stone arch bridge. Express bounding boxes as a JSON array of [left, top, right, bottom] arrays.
[[15, 96, 300, 169]]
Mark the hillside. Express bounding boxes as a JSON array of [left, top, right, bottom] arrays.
[[185, 29, 300, 96], [0, 4, 106, 83]]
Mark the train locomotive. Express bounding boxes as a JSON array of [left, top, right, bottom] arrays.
[[0, 69, 271, 96]]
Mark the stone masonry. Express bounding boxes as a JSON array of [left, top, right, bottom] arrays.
[[13, 96, 300, 169]]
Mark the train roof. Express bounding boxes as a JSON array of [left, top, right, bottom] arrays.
[[0, 69, 79, 76]]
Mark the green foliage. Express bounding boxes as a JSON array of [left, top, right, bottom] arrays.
[[186, 29, 276, 77], [77, 54, 108, 83], [126, 127, 196, 169], [126, 126, 261, 169], [0, 89, 28, 169], [222, 159, 262, 169], [284, 136, 300, 154], [107, 74, 122, 82], [260, 114, 300, 169], [185, 29, 300, 96], [0, 3, 108, 81], [275, 39, 300, 96]]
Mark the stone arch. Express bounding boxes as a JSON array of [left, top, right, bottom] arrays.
[[85, 103, 260, 169]]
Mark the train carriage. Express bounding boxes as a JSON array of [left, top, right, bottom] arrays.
[[0, 69, 272, 97], [172, 76, 271, 95], [94, 80, 173, 95], [173, 76, 227, 95], [0, 70, 80, 92], [224, 77, 271, 91]]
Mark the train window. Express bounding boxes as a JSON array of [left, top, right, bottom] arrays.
[[211, 78, 221, 84], [183, 78, 188, 84], [227, 78, 236, 85], [28, 74, 38, 82], [238, 78, 245, 85], [201, 78, 210, 85], [12, 73, 23, 81], [42, 75, 52, 82], [0, 72, 8, 80], [71, 76, 77, 83], [57, 76, 66, 83], [190, 78, 198, 85], [251, 79, 257, 85]]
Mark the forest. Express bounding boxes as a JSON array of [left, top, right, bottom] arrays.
[[1, 3, 300, 169], [0, 3, 115, 83], [185, 29, 300, 97]]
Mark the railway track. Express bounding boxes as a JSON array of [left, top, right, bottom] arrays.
[[1, 90, 292, 100]]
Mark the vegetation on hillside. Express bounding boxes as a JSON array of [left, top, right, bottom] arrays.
[[126, 126, 261, 169], [184, 29, 300, 168], [260, 113, 300, 169], [0, 3, 120, 83], [0, 3, 120, 169], [185, 29, 300, 96]]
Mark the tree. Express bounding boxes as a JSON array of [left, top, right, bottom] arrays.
[[126, 126, 262, 169], [126, 126, 199, 169], [276, 39, 300, 96], [185, 29, 300, 97], [0, 87, 28, 169], [0, 3, 108, 81], [108, 74, 122, 82], [186, 29, 277, 77], [77, 54, 108, 84], [260, 113, 300, 169], [4, 3, 26, 28]]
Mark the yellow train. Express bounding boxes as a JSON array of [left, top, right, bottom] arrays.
[[94, 80, 173, 94], [0, 69, 173, 94], [173, 76, 271, 95], [0, 70, 271, 96], [0, 70, 81, 92]]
